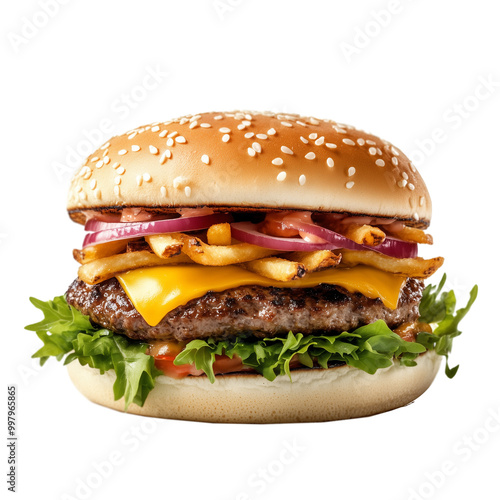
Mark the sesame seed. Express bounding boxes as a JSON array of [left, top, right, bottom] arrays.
[[315, 136, 325, 146], [299, 174, 306, 186], [166, 138, 174, 147], [272, 158, 283, 166], [357, 138, 365, 146], [348, 166, 356, 176], [214, 115, 223, 120], [112, 162, 120, 169], [327, 158, 334, 168], [392, 157, 399, 166], [369, 147, 377, 155], [305, 152, 316, 160], [277, 171, 287, 182], [90, 157, 99, 162], [95, 189, 102, 200], [103, 156, 110, 164], [325, 143, 337, 149], [309, 133, 318, 140], [281, 146, 294, 155], [173, 176, 184, 189], [159, 130, 168, 137], [179, 118, 188, 125], [410, 162, 416, 173], [413, 212, 419, 220], [147, 145, 157, 155], [114, 176, 121, 185], [346, 181, 355, 189], [128, 132, 138, 140], [245, 114, 252, 120], [267, 128, 276, 135], [101, 142, 110, 150], [252, 142, 262, 153], [237, 124, 246, 130], [296, 121, 307, 127], [377, 148, 382, 155], [143, 173, 152, 182], [79, 191, 87, 200], [300, 136, 309, 144], [220, 134, 229, 143], [184, 186, 192, 197], [242, 120, 251, 127], [281, 121, 293, 127], [366, 140, 376, 146], [90, 179, 97, 190], [391, 146, 400, 156], [200, 123, 212, 128], [219, 127, 231, 133], [164, 150, 172, 159], [334, 126, 347, 134], [151, 125, 160, 132], [175, 136, 186, 144], [244, 132, 254, 139], [114, 185, 121, 196], [402, 172, 408, 180], [167, 131, 178, 138], [247, 147, 256, 157], [136, 175, 143, 186], [118, 149, 127, 156], [116, 166, 125, 175], [161, 186, 167, 197], [419, 196, 425, 206], [342, 138, 355, 146], [159, 152, 168, 164], [189, 121, 198, 129], [375, 159, 385, 167], [397, 180, 407, 188], [408, 183, 415, 190], [309, 118, 319, 125], [201, 154, 210, 165], [256, 134, 267, 140], [95, 160, 104, 169]]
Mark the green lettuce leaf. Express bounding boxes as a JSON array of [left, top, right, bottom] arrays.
[[25, 296, 162, 409]]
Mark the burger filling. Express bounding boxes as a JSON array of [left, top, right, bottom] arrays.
[[26, 209, 477, 409]]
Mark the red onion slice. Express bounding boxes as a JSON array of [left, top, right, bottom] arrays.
[[231, 221, 417, 258], [83, 214, 232, 248]]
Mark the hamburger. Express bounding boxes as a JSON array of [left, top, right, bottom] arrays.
[[26, 111, 477, 423]]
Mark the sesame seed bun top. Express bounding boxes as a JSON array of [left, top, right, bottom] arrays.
[[67, 111, 431, 226]]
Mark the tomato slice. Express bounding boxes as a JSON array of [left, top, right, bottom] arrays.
[[154, 353, 254, 379]]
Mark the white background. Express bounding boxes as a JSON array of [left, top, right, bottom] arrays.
[[2, 1, 499, 499]]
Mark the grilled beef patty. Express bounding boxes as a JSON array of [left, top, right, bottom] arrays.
[[66, 277, 423, 342]]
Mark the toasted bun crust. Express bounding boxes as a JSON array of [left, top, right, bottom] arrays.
[[67, 352, 440, 423], [67, 111, 431, 226]]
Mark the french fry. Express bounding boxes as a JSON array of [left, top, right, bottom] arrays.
[[73, 240, 129, 265], [78, 251, 193, 285], [181, 236, 278, 266], [339, 249, 444, 279], [243, 257, 306, 281], [385, 226, 433, 245], [145, 233, 184, 258], [126, 240, 151, 253], [340, 223, 386, 246], [207, 223, 232, 246], [282, 250, 342, 272]]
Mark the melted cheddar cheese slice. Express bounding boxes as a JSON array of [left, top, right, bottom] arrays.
[[117, 264, 406, 327]]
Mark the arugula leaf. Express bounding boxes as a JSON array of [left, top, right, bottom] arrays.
[[26, 296, 162, 409], [417, 276, 478, 378], [174, 320, 426, 381]]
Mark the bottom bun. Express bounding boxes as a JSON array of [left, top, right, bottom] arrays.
[[67, 351, 440, 423]]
